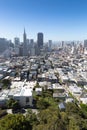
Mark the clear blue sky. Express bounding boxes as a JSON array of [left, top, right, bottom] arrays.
[[0, 0, 87, 42]]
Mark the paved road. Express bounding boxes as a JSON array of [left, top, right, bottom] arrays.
[[7, 108, 38, 115], [7, 109, 12, 114]]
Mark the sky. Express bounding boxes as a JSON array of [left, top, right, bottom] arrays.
[[0, 0, 87, 42]]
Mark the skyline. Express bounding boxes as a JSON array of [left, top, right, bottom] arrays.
[[0, 0, 87, 42]]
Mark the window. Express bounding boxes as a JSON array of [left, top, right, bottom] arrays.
[[26, 97, 29, 103]]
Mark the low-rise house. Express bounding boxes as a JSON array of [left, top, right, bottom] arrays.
[[14, 87, 33, 107], [0, 90, 9, 108], [0, 81, 36, 108], [52, 83, 65, 92], [65, 98, 74, 103], [58, 102, 65, 111], [80, 98, 87, 104], [35, 88, 42, 95], [53, 92, 67, 100], [69, 84, 82, 96]]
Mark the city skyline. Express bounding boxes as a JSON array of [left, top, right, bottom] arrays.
[[0, 0, 87, 41]]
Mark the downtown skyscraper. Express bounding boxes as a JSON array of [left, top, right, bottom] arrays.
[[37, 33, 43, 49], [23, 28, 28, 56]]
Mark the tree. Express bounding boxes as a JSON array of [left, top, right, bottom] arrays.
[[2, 79, 11, 89], [6, 98, 20, 110], [12, 100, 20, 110], [60, 112, 69, 127], [36, 98, 50, 109], [34, 108, 65, 130], [66, 102, 79, 115], [68, 117, 80, 130], [7, 98, 15, 108], [0, 114, 32, 130], [0, 109, 7, 118], [34, 82, 40, 88], [42, 90, 53, 98], [26, 109, 39, 126], [80, 104, 87, 116]]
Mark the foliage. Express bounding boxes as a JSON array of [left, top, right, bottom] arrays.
[[59, 78, 63, 85], [80, 104, 87, 113], [33, 82, 41, 91], [2, 79, 11, 89], [0, 109, 7, 118], [66, 102, 79, 115], [7, 98, 20, 110], [0, 114, 32, 130], [33, 107, 65, 130], [42, 90, 53, 98], [80, 104, 87, 118], [34, 89, 57, 110], [34, 82, 40, 88], [1, 92, 87, 130], [36, 97, 50, 109], [26, 109, 39, 126]]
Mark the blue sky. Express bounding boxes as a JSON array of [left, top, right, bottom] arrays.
[[0, 0, 87, 42]]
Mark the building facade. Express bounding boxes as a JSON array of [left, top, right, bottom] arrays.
[[37, 33, 43, 49], [23, 29, 28, 56]]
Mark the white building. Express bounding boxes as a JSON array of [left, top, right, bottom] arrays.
[[14, 87, 33, 107], [80, 98, 87, 104], [0, 81, 36, 107], [69, 84, 82, 96]]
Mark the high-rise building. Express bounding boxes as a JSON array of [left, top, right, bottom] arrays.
[[26, 39, 29, 45], [84, 40, 87, 48], [48, 40, 52, 47], [19, 44, 23, 56], [23, 28, 28, 56], [14, 37, 20, 47], [30, 39, 34, 47], [48, 40, 52, 52], [14, 37, 20, 56], [0, 38, 9, 54], [37, 33, 43, 48], [62, 41, 64, 48], [29, 39, 35, 56]]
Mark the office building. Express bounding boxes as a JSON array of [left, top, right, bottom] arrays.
[[84, 40, 87, 48], [62, 41, 64, 48], [23, 28, 28, 56], [0, 38, 9, 54], [30, 39, 34, 48], [14, 37, 20, 56], [37, 33, 43, 49], [14, 37, 20, 47], [48, 40, 52, 50]]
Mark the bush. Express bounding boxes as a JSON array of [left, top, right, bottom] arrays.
[[0, 109, 7, 118]]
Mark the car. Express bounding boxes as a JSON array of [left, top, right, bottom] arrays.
[[12, 109, 20, 114], [20, 108, 25, 113]]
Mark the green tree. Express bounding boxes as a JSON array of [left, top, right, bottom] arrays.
[[12, 100, 20, 110], [66, 103, 79, 115], [0, 109, 7, 118], [34, 107, 65, 130], [33, 82, 41, 91], [0, 114, 32, 130], [26, 109, 39, 126], [68, 117, 80, 130], [2, 79, 11, 89], [36, 98, 50, 109], [7, 98, 15, 108], [7, 98, 20, 110], [80, 104, 87, 116], [42, 90, 53, 98]]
